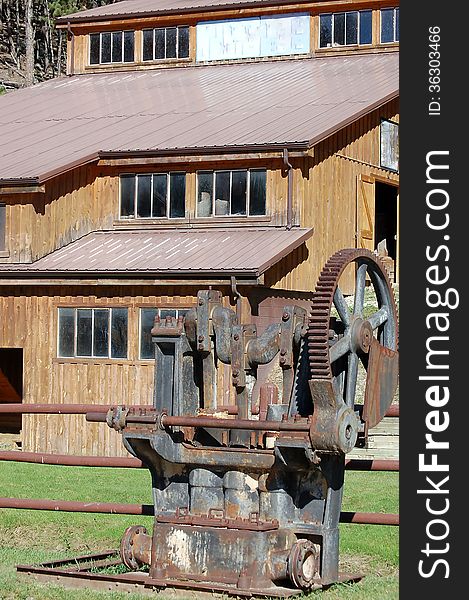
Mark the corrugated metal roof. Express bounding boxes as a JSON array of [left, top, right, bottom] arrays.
[[0, 53, 398, 183], [0, 227, 313, 277], [57, 0, 315, 23]]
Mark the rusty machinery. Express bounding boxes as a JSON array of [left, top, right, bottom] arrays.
[[102, 249, 399, 596]]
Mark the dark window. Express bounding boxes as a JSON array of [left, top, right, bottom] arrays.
[[196, 169, 267, 217], [119, 173, 186, 219], [381, 8, 399, 43], [0, 204, 6, 252], [140, 308, 189, 359], [319, 11, 372, 47], [142, 26, 190, 61], [89, 33, 100, 64], [89, 31, 134, 65], [58, 308, 128, 359]]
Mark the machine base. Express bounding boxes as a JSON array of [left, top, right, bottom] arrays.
[[17, 551, 363, 598]]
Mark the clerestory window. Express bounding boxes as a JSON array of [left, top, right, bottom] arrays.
[[120, 173, 186, 219], [319, 11, 372, 48], [89, 31, 135, 65], [143, 26, 190, 61]]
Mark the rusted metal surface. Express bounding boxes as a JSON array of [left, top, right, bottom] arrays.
[[345, 459, 399, 472], [0, 403, 122, 414], [0, 54, 398, 184], [0, 451, 143, 468], [363, 339, 399, 429], [0, 228, 313, 278]]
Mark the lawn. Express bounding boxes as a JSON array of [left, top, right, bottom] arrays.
[[0, 462, 398, 600]]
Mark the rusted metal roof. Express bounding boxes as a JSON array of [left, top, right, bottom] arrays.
[[57, 0, 318, 24], [0, 227, 313, 277], [0, 53, 398, 184]]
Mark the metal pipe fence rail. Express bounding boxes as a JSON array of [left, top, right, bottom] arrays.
[[0, 402, 399, 526]]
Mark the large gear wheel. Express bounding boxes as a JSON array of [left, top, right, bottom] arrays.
[[307, 249, 399, 440]]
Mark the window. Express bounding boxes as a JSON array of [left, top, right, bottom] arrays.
[[58, 307, 128, 359], [319, 11, 372, 48], [380, 119, 399, 172], [120, 173, 186, 219], [143, 26, 190, 61], [140, 308, 189, 359], [0, 204, 6, 252], [196, 14, 310, 62], [380, 8, 399, 43], [197, 169, 266, 217], [89, 31, 134, 65]]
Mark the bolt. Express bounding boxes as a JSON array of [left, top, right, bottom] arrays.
[[198, 344, 204, 351], [280, 349, 286, 355], [233, 334, 239, 341], [198, 335, 205, 342], [199, 299, 204, 306], [282, 312, 290, 321], [232, 369, 240, 377], [279, 357, 286, 364]]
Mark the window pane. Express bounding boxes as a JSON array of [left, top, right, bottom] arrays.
[[333, 13, 345, 46], [197, 172, 213, 217], [76, 309, 92, 357], [0, 204, 5, 251], [111, 308, 128, 359], [136, 174, 152, 218], [93, 309, 109, 358], [140, 308, 157, 359], [112, 31, 122, 62], [143, 29, 154, 61], [178, 309, 189, 320], [89, 34, 100, 64], [395, 8, 399, 41], [166, 27, 177, 58], [101, 32, 111, 63], [153, 174, 167, 217], [169, 173, 186, 218], [120, 175, 135, 217], [58, 308, 75, 357], [249, 170, 266, 215], [319, 14, 332, 47], [359, 11, 372, 45], [215, 171, 230, 215], [124, 31, 134, 62], [345, 12, 358, 46], [381, 9, 394, 43], [178, 26, 189, 58], [231, 171, 247, 216], [159, 309, 177, 320], [155, 29, 165, 59]]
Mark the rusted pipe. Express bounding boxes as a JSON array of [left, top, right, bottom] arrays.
[[345, 459, 399, 472], [0, 497, 154, 515], [0, 497, 398, 525], [283, 148, 293, 230], [0, 404, 149, 414], [0, 451, 143, 468], [340, 511, 399, 526]]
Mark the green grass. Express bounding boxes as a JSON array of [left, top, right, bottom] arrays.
[[0, 462, 398, 599]]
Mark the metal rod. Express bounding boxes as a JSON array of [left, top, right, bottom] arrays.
[[340, 511, 399, 526], [0, 451, 143, 468], [0, 497, 154, 515], [0, 497, 398, 525], [0, 404, 149, 415], [345, 459, 399, 472]]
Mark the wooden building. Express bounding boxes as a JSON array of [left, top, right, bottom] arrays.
[[0, 0, 399, 455]]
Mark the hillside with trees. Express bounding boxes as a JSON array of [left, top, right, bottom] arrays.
[[0, 1, 117, 91]]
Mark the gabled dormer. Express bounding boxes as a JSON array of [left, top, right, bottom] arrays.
[[56, 0, 399, 75]]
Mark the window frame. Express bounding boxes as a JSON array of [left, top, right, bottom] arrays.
[[139, 307, 190, 360], [119, 172, 187, 220], [379, 118, 399, 172], [57, 307, 129, 360], [142, 25, 190, 62], [89, 30, 135, 65], [196, 168, 267, 218], [318, 10, 373, 49], [380, 7, 399, 44]]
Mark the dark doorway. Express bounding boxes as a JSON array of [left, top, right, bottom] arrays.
[[375, 182, 398, 282], [0, 348, 23, 434]]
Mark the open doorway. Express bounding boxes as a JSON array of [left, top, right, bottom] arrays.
[[0, 348, 23, 435], [374, 182, 398, 283]]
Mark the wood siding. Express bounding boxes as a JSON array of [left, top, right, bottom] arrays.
[[265, 98, 399, 293]]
